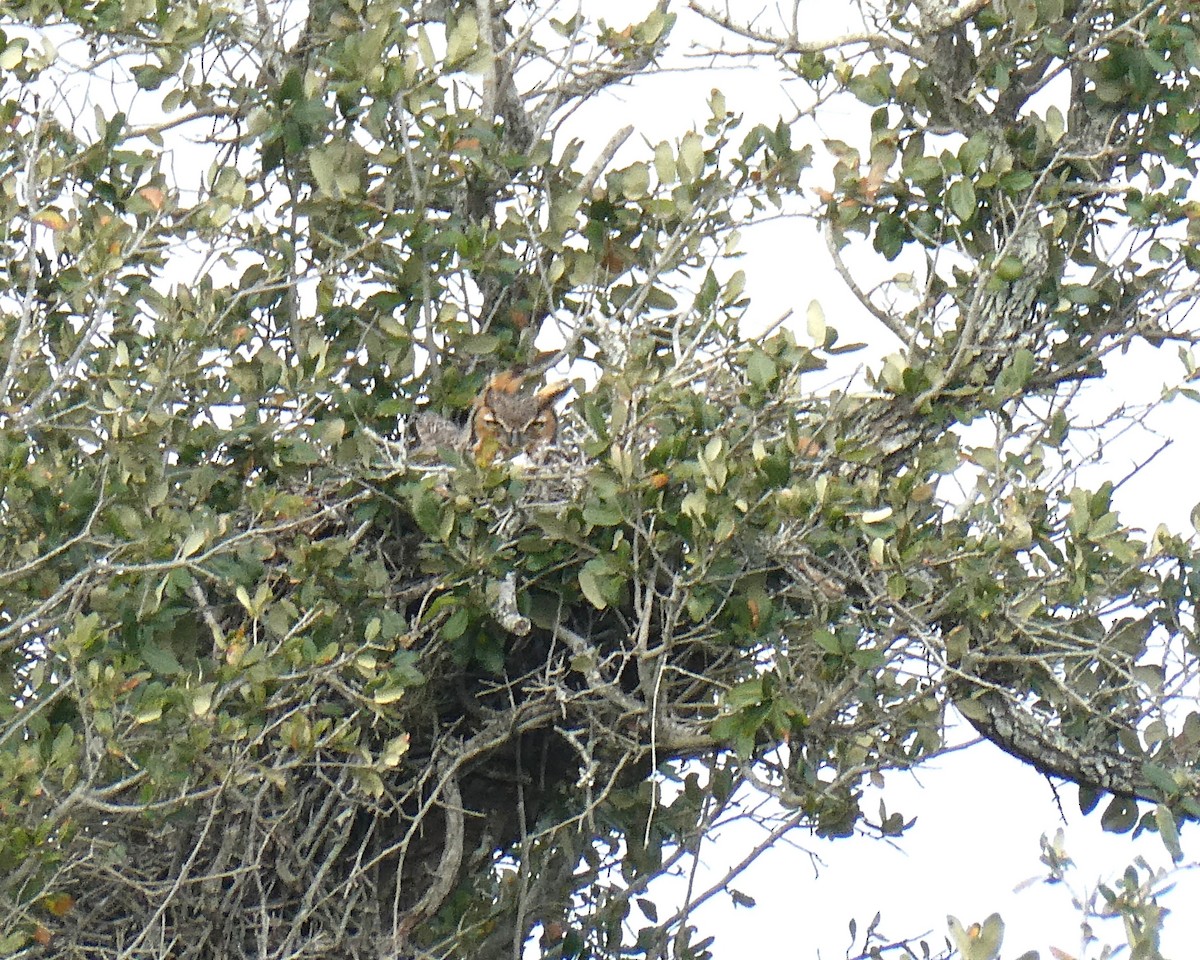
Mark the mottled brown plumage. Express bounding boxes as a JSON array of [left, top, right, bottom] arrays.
[[412, 410, 467, 459], [468, 372, 571, 462]]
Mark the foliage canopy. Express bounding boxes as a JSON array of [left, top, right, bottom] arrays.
[[2, 0, 1200, 957]]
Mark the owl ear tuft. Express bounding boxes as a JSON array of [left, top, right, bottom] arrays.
[[535, 381, 572, 407], [485, 370, 527, 396]]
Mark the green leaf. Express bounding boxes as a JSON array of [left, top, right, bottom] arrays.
[[1078, 784, 1101, 814], [1154, 803, 1183, 861], [995, 348, 1035, 397], [686, 589, 715, 621], [1013, 0, 1038, 35], [1143, 762, 1178, 797], [579, 559, 615, 610], [134, 701, 164, 725], [64, 612, 101, 656], [812, 628, 841, 655], [1061, 283, 1100, 305], [995, 254, 1028, 281], [0, 40, 25, 70], [947, 179, 976, 222], [637, 8, 673, 44], [746, 349, 777, 389], [442, 606, 470, 641], [1100, 795, 1139, 834], [948, 913, 1004, 960], [1045, 104, 1066, 143], [678, 130, 705, 182], [582, 501, 623, 527], [999, 170, 1036, 192], [902, 154, 941, 182], [373, 684, 406, 705], [621, 161, 650, 199], [654, 140, 677, 183], [954, 696, 989, 722], [848, 72, 889, 106], [724, 678, 764, 710], [958, 133, 990, 175], [140, 641, 184, 676], [412, 488, 453, 541], [975, 913, 1004, 960], [806, 299, 826, 343], [180, 527, 207, 559], [446, 12, 479, 66], [131, 65, 166, 90], [411, 26, 433, 67]]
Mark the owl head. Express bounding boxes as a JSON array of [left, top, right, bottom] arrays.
[[469, 371, 572, 463], [412, 410, 467, 460]]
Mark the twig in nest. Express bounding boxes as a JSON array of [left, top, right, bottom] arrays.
[[488, 572, 531, 636]]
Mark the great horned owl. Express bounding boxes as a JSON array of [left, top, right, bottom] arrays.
[[468, 371, 571, 463], [412, 410, 467, 460]]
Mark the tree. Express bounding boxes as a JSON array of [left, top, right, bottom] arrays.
[[2, 0, 1198, 957]]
